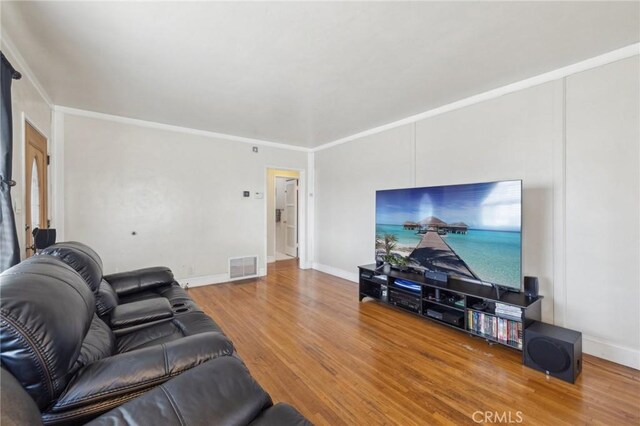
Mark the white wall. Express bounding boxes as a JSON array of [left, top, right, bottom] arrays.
[[313, 124, 415, 279], [1, 45, 53, 258], [62, 114, 307, 283], [313, 57, 639, 368], [565, 57, 640, 367]]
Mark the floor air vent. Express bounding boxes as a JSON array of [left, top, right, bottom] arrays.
[[229, 256, 258, 280]]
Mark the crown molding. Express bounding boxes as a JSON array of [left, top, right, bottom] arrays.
[[0, 29, 53, 108], [55, 106, 312, 152], [2, 25, 308, 152], [311, 42, 640, 153], [6, 22, 636, 154]]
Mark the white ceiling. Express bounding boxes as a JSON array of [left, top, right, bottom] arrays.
[[2, 1, 639, 147]]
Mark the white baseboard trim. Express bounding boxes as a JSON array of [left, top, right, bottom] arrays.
[[177, 268, 267, 288], [177, 273, 229, 288], [311, 262, 359, 283], [267, 256, 276, 264], [298, 260, 312, 270], [583, 335, 639, 370]]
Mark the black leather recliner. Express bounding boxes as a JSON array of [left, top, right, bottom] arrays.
[[1, 243, 312, 425], [41, 242, 197, 315], [0, 255, 234, 425], [40, 242, 224, 353]]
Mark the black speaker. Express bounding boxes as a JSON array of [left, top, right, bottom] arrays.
[[32, 228, 57, 251], [524, 276, 539, 298], [523, 321, 582, 383]]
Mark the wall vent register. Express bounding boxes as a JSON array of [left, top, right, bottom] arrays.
[[229, 256, 258, 279]]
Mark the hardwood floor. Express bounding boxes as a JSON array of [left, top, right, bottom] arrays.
[[189, 260, 640, 425]]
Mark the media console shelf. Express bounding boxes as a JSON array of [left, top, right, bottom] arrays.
[[358, 264, 542, 351]]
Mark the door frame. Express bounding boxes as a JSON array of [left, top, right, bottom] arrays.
[[20, 115, 50, 258], [23, 118, 49, 256], [264, 166, 307, 272]]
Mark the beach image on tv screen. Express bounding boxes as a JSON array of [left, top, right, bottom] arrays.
[[375, 180, 522, 289]]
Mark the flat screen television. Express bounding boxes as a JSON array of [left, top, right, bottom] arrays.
[[375, 180, 522, 291]]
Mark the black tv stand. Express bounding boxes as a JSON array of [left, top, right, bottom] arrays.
[[358, 264, 543, 352]]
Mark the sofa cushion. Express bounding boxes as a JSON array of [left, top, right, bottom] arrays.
[[51, 332, 234, 412], [118, 283, 192, 306], [115, 312, 222, 353], [71, 315, 115, 375], [104, 267, 175, 296], [85, 357, 272, 426], [174, 310, 223, 334], [116, 321, 184, 353]]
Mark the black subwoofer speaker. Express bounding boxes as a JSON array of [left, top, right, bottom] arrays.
[[523, 321, 582, 384]]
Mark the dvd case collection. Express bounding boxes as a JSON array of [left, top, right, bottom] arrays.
[[467, 310, 523, 349], [495, 302, 522, 321]]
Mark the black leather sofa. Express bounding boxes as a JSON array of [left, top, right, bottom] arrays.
[[2, 358, 309, 426], [0, 243, 311, 425], [41, 242, 224, 353]]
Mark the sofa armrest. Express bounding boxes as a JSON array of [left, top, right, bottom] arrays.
[[109, 298, 173, 329], [50, 332, 234, 412], [104, 267, 175, 296], [85, 357, 274, 426]]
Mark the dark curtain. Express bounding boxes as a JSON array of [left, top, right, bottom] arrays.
[[0, 52, 21, 271]]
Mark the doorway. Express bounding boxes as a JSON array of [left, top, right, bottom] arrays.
[[24, 122, 48, 257], [267, 168, 300, 264], [277, 177, 298, 260]]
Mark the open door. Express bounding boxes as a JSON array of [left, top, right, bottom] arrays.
[[284, 178, 298, 257], [24, 122, 48, 257]]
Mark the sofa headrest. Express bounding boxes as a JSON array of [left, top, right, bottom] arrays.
[[0, 255, 95, 410], [40, 241, 104, 294]]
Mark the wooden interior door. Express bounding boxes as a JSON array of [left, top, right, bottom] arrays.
[[25, 122, 48, 257], [284, 179, 298, 257]]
